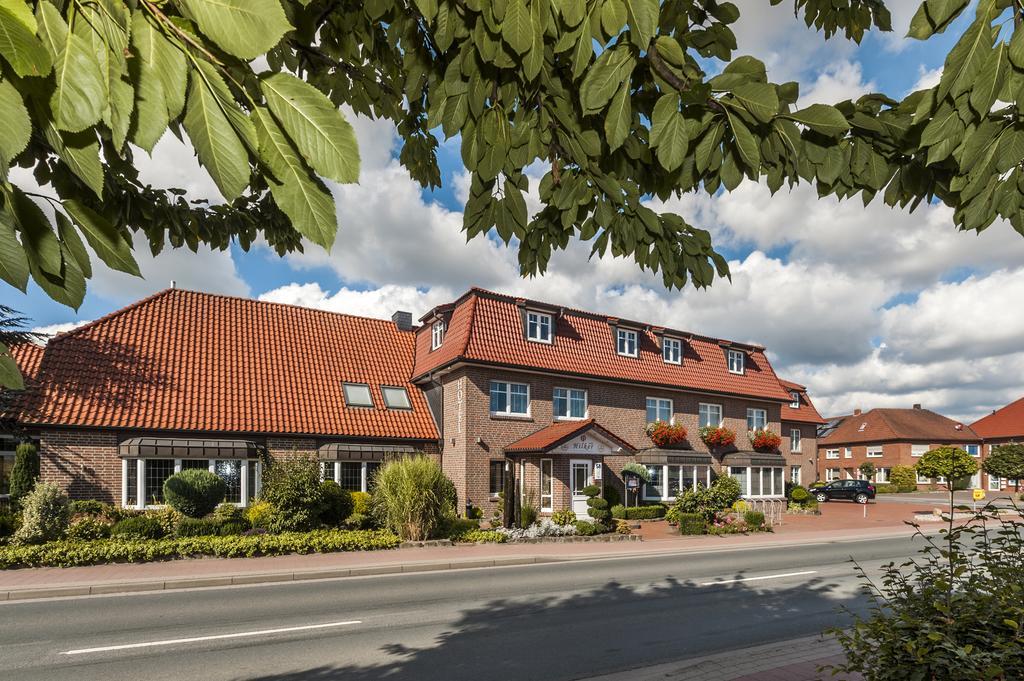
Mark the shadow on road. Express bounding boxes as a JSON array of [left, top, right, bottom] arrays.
[[234, 570, 865, 681]]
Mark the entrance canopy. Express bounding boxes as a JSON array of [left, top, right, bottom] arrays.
[[636, 449, 713, 466], [721, 451, 787, 467], [318, 443, 418, 461], [118, 437, 260, 459], [503, 419, 635, 456]]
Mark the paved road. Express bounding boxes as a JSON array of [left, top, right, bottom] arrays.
[[0, 535, 929, 681]]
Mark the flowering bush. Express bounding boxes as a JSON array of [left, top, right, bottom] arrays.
[[749, 429, 781, 452], [496, 518, 577, 540], [646, 420, 688, 447], [699, 425, 736, 448]]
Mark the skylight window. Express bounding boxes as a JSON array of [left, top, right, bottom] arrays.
[[342, 383, 374, 407], [382, 386, 412, 410]]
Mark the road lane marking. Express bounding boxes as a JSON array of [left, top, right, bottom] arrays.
[[60, 620, 362, 655], [700, 570, 817, 586]]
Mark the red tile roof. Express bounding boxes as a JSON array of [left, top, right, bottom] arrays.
[[779, 378, 826, 425], [819, 407, 980, 446], [503, 419, 637, 454], [9, 343, 45, 381], [413, 289, 791, 402], [970, 396, 1024, 439], [16, 289, 438, 440]]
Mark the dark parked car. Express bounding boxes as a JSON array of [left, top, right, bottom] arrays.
[[813, 480, 876, 504]]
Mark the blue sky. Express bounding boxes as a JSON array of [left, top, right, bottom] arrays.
[[10, 3, 1024, 423]]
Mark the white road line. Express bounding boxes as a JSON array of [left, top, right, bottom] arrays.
[[61, 620, 362, 655], [699, 570, 817, 586]]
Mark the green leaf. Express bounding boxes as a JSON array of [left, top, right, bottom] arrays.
[[0, 2, 51, 77], [650, 98, 688, 171], [937, 18, 995, 103], [129, 11, 185, 151], [580, 46, 634, 115], [260, 72, 360, 184], [37, 1, 105, 132], [604, 81, 631, 151], [41, 124, 104, 199], [0, 201, 28, 291], [907, 0, 969, 40], [1009, 26, 1024, 70], [55, 211, 91, 279], [625, 0, 658, 50], [177, 0, 292, 60], [782, 104, 850, 137], [731, 81, 779, 123], [0, 344, 23, 390], [12, 188, 62, 277], [501, 0, 533, 55], [183, 62, 253, 201], [601, 0, 627, 37], [63, 199, 140, 276], [0, 77, 30, 169], [969, 41, 1006, 117], [253, 108, 338, 250], [725, 108, 759, 171]]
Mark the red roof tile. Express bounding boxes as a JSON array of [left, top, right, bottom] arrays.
[[503, 419, 637, 454], [970, 396, 1024, 439], [779, 378, 826, 425], [819, 407, 980, 446], [413, 289, 791, 402], [9, 343, 44, 381], [16, 289, 438, 440]]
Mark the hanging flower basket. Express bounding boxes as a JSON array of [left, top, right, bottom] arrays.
[[699, 425, 737, 449], [646, 420, 688, 448], [750, 429, 781, 452]]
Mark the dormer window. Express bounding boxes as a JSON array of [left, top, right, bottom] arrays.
[[526, 311, 552, 343], [790, 391, 800, 408], [342, 383, 374, 408], [431, 320, 445, 350], [727, 349, 745, 374], [381, 386, 411, 410], [662, 337, 682, 364], [617, 328, 638, 357]]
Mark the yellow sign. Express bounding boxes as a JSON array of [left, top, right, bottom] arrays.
[[973, 489, 986, 501]]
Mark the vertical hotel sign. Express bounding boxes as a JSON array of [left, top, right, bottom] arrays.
[[456, 377, 465, 434]]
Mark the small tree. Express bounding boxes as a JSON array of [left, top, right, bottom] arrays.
[[9, 442, 40, 505], [915, 446, 978, 512], [983, 443, 1024, 492], [890, 465, 917, 493], [858, 461, 876, 481]]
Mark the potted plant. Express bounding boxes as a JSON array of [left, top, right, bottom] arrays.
[[646, 420, 687, 448], [699, 425, 736, 449], [749, 428, 781, 452]]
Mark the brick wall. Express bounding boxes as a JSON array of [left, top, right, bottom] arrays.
[[781, 421, 818, 486], [39, 428, 120, 502], [816, 441, 986, 487]]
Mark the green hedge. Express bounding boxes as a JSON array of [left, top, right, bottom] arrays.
[[677, 512, 705, 535], [0, 529, 401, 569], [611, 505, 666, 520], [451, 529, 506, 544]]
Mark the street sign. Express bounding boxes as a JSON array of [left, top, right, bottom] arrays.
[[973, 489, 986, 501]]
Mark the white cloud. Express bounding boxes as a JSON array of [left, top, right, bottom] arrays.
[[799, 60, 876, 106], [31, 320, 91, 337], [910, 65, 942, 93], [258, 282, 455, 321]]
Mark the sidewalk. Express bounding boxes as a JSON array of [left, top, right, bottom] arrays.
[[0, 514, 923, 602], [584, 634, 859, 681]]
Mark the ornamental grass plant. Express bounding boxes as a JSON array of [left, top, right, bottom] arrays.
[[371, 456, 457, 541]]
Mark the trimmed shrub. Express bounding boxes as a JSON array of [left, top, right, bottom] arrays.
[[213, 502, 245, 525], [69, 500, 107, 516], [245, 500, 274, 529], [626, 505, 666, 520], [162, 469, 227, 518], [610, 504, 627, 520], [574, 520, 600, 536], [9, 443, 40, 505], [111, 515, 164, 540], [219, 520, 248, 536], [602, 484, 621, 507], [890, 466, 918, 492], [875, 484, 900, 494], [175, 518, 219, 537], [351, 491, 371, 515], [452, 529, 506, 543], [677, 512, 705, 535], [372, 456, 457, 541], [148, 507, 183, 537], [12, 482, 69, 545], [586, 496, 609, 522], [551, 509, 576, 526], [615, 519, 631, 535], [790, 487, 810, 503], [66, 517, 111, 541], [319, 481, 354, 526], [260, 455, 328, 532], [581, 484, 601, 498], [744, 510, 766, 528]]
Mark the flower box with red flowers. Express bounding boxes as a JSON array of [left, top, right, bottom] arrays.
[[699, 425, 737, 449], [750, 429, 782, 452], [645, 421, 688, 448]]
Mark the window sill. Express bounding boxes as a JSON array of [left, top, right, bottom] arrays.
[[490, 414, 533, 421], [554, 416, 587, 422]]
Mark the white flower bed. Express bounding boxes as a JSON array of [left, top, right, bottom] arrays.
[[497, 519, 578, 540]]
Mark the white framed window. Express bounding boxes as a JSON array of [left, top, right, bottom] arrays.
[[790, 428, 801, 452], [342, 382, 374, 407], [875, 467, 890, 483], [662, 337, 682, 364], [825, 449, 839, 460], [699, 403, 723, 428], [866, 447, 883, 458], [727, 349, 745, 374], [526, 311, 552, 343], [789, 391, 800, 408], [645, 464, 712, 500], [489, 461, 504, 497], [916, 471, 931, 484], [844, 447, 853, 459], [553, 387, 587, 420], [826, 467, 840, 481], [965, 444, 980, 457], [731, 465, 784, 497], [381, 386, 411, 410], [540, 459, 553, 511], [644, 465, 665, 499], [490, 381, 530, 416], [911, 444, 929, 458], [122, 458, 259, 509], [330, 461, 380, 493], [746, 408, 767, 431], [790, 465, 801, 485], [989, 474, 1002, 491], [617, 328, 638, 357], [646, 397, 673, 424], [431, 320, 445, 349]]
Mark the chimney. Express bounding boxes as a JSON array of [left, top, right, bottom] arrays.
[[913, 403, 922, 410], [853, 408, 862, 416], [391, 310, 413, 331]]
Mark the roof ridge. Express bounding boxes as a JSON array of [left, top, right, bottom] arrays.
[[458, 293, 479, 359], [871, 409, 901, 440]]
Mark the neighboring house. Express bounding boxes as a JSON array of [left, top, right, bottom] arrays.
[[1, 342, 45, 495], [4, 286, 828, 515], [4, 289, 439, 507], [778, 379, 826, 488], [816, 405, 983, 488], [411, 288, 821, 516], [970, 397, 1024, 491]]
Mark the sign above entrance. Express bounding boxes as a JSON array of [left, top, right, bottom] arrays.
[[551, 431, 619, 455]]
